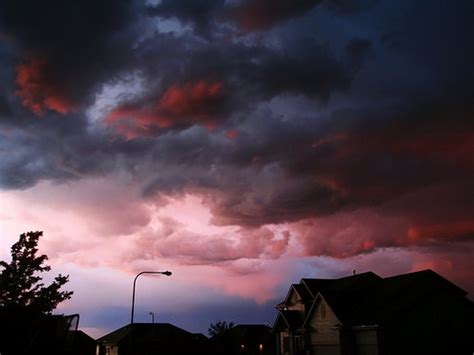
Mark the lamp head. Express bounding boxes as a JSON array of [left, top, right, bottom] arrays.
[[162, 271, 172, 276]]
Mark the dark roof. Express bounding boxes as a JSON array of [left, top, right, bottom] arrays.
[[383, 269, 467, 297], [301, 269, 471, 327], [97, 323, 201, 345], [72, 330, 97, 344], [292, 283, 312, 302], [70, 330, 97, 355], [300, 278, 335, 298], [315, 273, 383, 326], [192, 333, 209, 342]]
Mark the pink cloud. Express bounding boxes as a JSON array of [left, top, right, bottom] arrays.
[[133, 219, 290, 264], [2, 176, 473, 309], [0, 184, 294, 303], [286, 179, 474, 258]]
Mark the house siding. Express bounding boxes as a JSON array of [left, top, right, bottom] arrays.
[[307, 298, 341, 355], [309, 299, 340, 345]]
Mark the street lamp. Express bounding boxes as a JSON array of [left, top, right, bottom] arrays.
[[149, 312, 155, 324], [130, 271, 172, 324]]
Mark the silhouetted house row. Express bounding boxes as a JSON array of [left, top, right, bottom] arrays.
[[97, 322, 275, 355], [209, 324, 275, 355], [96, 323, 210, 355], [274, 269, 474, 355]]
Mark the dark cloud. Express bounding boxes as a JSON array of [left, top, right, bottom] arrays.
[[0, 0, 136, 50], [198, 104, 472, 233], [345, 38, 373, 70], [0, 0, 141, 113], [146, 0, 323, 33], [146, 0, 225, 34], [0, 95, 11, 118], [0, 111, 150, 189], [102, 31, 364, 137], [324, 0, 379, 15], [254, 38, 354, 100], [225, 0, 322, 32], [0, 0, 473, 259]]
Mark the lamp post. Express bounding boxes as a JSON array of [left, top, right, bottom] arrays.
[[129, 271, 171, 352], [149, 312, 155, 324], [130, 271, 172, 324]]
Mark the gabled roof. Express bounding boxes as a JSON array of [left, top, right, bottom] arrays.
[[72, 330, 97, 344], [302, 272, 381, 327], [300, 269, 472, 328], [279, 283, 305, 307]]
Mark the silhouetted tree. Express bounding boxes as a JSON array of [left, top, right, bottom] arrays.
[[208, 321, 235, 337], [0, 231, 73, 314]]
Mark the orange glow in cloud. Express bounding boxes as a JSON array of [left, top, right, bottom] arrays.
[[15, 58, 74, 116], [407, 221, 474, 244], [105, 80, 225, 138], [158, 80, 223, 124], [230, 0, 319, 32], [225, 130, 239, 139], [392, 131, 474, 167], [342, 128, 474, 167], [306, 127, 474, 205]]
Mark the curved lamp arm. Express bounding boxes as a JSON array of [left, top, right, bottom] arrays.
[[130, 271, 172, 324]]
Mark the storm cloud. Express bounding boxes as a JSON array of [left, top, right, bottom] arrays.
[[1, 0, 473, 328]]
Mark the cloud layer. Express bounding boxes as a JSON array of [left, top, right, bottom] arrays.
[[1, 0, 473, 336]]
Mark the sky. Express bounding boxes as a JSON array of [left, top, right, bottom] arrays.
[[0, 0, 473, 339]]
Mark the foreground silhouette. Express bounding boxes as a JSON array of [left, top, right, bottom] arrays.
[[0, 231, 74, 355]]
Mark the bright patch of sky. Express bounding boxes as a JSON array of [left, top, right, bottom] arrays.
[[86, 72, 146, 126]]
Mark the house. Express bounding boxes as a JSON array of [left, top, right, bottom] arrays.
[[70, 330, 97, 355], [274, 269, 474, 355], [209, 324, 275, 355], [96, 323, 210, 355]]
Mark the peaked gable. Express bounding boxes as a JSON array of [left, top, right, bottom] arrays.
[[302, 294, 342, 347]]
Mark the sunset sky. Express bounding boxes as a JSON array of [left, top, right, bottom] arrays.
[[0, 0, 473, 339]]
